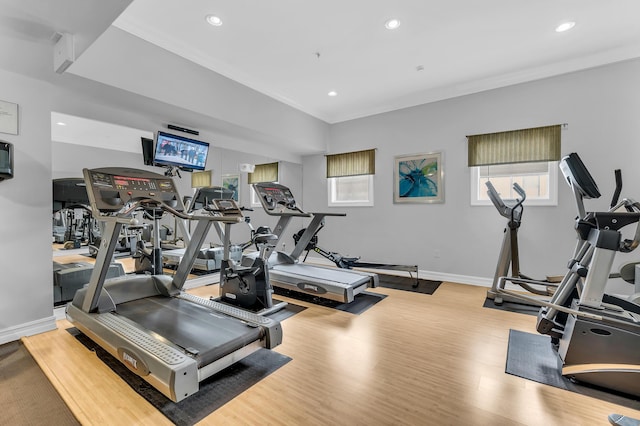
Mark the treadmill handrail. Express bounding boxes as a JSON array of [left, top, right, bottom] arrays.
[[96, 197, 243, 225], [260, 206, 311, 218]]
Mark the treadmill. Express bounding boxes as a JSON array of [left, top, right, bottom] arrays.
[[251, 182, 378, 303], [66, 167, 282, 402], [53, 177, 125, 305], [162, 186, 243, 272]]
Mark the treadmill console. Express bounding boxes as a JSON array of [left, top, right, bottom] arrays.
[[253, 182, 298, 211], [207, 199, 243, 219], [83, 167, 184, 213], [189, 186, 235, 212]]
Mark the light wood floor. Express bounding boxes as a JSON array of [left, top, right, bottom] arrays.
[[24, 280, 640, 425]]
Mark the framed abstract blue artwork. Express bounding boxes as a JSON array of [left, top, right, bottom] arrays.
[[222, 174, 240, 201], [393, 151, 444, 204]]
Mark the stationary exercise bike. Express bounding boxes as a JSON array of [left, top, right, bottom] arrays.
[[204, 198, 286, 315], [133, 207, 165, 275]]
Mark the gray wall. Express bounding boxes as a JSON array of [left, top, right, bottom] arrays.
[[302, 58, 640, 295], [0, 68, 55, 341]]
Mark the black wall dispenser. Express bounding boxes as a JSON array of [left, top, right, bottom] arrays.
[[0, 141, 14, 180]]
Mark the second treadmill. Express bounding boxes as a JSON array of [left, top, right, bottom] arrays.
[[252, 182, 378, 303]]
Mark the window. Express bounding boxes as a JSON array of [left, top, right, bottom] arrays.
[[250, 184, 269, 207], [248, 162, 278, 207], [326, 149, 375, 207], [467, 124, 561, 206], [470, 161, 558, 206], [328, 175, 374, 207]]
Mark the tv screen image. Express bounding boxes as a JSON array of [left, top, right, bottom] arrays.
[[153, 131, 209, 172]]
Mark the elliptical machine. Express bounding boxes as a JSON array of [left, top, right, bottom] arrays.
[[485, 181, 559, 305], [133, 207, 164, 275], [496, 153, 640, 397]]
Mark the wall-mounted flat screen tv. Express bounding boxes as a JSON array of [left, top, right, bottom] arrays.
[[153, 131, 209, 172]]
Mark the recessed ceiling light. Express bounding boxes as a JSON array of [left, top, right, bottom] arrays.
[[56, 122, 67, 126], [206, 15, 223, 26], [328, 91, 338, 97], [555, 21, 575, 32], [385, 19, 401, 30]]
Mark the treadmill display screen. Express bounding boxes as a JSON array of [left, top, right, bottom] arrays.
[[113, 176, 156, 191], [86, 168, 183, 212]]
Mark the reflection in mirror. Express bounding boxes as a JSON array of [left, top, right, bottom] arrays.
[[51, 112, 153, 308]]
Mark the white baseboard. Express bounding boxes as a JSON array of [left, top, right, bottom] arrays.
[[417, 270, 492, 288], [0, 315, 57, 345], [54, 306, 66, 321], [301, 256, 492, 288]]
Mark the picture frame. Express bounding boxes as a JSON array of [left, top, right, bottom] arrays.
[[222, 174, 240, 201], [393, 151, 444, 204], [0, 99, 19, 135]]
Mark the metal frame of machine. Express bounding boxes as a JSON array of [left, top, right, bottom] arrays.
[[251, 182, 378, 303], [494, 153, 640, 397], [66, 167, 282, 402]]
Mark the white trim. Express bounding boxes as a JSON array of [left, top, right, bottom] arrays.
[[418, 271, 492, 287], [54, 306, 66, 320], [0, 315, 57, 345], [250, 186, 261, 207]]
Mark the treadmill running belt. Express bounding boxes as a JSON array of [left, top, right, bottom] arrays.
[[116, 296, 262, 367], [274, 263, 370, 285]]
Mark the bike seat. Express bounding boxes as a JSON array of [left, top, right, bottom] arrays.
[[254, 233, 278, 245]]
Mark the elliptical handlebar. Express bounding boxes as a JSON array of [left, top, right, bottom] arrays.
[[610, 169, 623, 209], [485, 181, 509, 218], [485, 181, 525, 224], [512, 182, 526, 203]]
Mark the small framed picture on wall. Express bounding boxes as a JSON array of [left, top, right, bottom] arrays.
[[222, 174, 240, 201], [393, 151, 444, 204]]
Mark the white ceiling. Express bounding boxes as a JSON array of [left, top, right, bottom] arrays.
[[109, 0, 640, 123]]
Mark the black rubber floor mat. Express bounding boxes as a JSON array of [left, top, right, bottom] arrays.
[[377, 274, 441, 294], [482, 297, 541, 316], [68, 328, 291, 426], [505, 329, 640, 409]]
